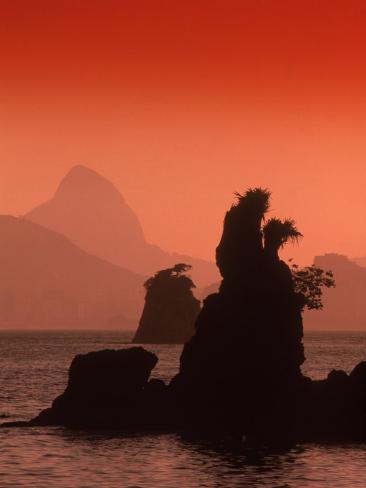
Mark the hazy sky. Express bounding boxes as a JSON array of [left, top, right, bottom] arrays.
[[1, 0, 366, 264]]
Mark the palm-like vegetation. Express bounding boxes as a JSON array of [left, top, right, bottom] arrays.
[[234, 187, 271, 218], [263, 218, 303, 255]]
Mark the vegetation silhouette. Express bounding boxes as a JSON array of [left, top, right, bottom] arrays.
[[290, 262, 335, 310], [133, 263, 200, 344], [263, 218, 302, 258]]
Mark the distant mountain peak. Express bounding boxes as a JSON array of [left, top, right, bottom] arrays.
[[353, 256, 366, 269], [25, 165, 219, 287], [61, 164, 107, 183], [55, 164, 125, 202], [67, 164, 95, 174]]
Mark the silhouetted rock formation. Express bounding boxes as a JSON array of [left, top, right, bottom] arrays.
[[26, 165, 219, 287], [171, 189, 306, 442], [0, 216, 144, 328], [133, 264, 201, 344], [19, 187, 366, 446], [305, 254, 366, 329], [299, 362, 366, 441], [32, 347, 170, 429]]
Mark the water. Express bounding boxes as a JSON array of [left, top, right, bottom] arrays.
[[1, 330, 366, 487]]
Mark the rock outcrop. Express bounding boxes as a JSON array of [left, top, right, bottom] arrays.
[[16, 187, 366, 446], [133, 264, 201, 344], [171, 189, 306, 442], [31, 347, 170, 430], [300, 363, 366, 441]]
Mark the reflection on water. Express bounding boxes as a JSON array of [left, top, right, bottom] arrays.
[[2, 428, 366, 488], [1, 330, 366, 487]]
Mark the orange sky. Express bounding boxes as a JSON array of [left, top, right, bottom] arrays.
[[1, 0, 366, 264]]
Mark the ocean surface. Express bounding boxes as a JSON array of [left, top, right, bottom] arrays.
[[1, 330, 366, 487]]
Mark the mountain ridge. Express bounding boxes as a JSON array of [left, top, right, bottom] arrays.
[[0, 215, 145, 328], [25, 165, 219, 287], [353, 256, 366, 269]]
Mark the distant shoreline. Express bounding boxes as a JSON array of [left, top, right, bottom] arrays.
[[0, 328, 365, 333]]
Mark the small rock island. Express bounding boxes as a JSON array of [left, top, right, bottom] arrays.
[[11, 188, 366, 446], [132, 263, 201, 344]]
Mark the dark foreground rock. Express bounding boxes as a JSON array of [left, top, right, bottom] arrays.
[[170, 189, 306, 444], [20, 350, 366, 444], [299, 363, 366, 442], [30, 347, 172, 430], [8, 188, 366, 446]]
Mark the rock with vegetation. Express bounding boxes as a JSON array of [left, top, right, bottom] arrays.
[[171, 189, 316, 442], [133, 264, 201, 344]]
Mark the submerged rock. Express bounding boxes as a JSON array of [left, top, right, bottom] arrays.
[[133, 263, 201, 344]]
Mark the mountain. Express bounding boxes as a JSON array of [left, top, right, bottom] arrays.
[[25, 165, 219, 287], [304, 254, 366, 329], [196, 281, 220, 300], [353, 256, 366, 269], [0, 216, 145, 328]]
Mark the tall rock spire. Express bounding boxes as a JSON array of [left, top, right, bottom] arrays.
[[171, 188, 305, 443]]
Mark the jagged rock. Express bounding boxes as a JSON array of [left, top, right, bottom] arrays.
[[133, 264, 201, 344], [31, 347, 169, 429]]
